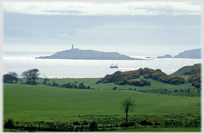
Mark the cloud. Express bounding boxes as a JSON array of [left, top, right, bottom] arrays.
[[3, 2, 201, 16]]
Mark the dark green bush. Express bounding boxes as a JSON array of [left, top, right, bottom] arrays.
[[120, 122, 135, 127], [4, 119, 15, 129], [89, 121, 98, 131], [139, 119, 154, 126]]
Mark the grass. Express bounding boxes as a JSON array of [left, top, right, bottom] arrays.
[[32, 75, 198, 92], [3, 127, 201, 132], [3, 77, 201, 132], [169, 65, 192, 76], [4, 82, 200, 123], [111, 127, 201, 132]]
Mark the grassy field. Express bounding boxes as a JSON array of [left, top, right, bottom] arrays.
[[4, 127, 201, 132], [33, 75, 198, 92], [3, 76, 201, 132], [4, 80, 200, 123]]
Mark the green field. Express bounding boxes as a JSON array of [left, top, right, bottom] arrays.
[[3, 77, 201, 132], [34, 75, 199, 91], [4, 80, 200, 121]]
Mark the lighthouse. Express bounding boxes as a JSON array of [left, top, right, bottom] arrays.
[[72, 44, 74, 50]]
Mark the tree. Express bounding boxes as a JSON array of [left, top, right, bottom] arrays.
[[8, 71, 18, 78], [8, 72, 18, 83], [43, 78, 50, 85], [21, 69, 40, 84], [3, 72, 18, 83], [121, 98, 136, 123], [3, 74, 14, 83]]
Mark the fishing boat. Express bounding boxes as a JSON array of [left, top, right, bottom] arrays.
[[110, 64, 118, 68]]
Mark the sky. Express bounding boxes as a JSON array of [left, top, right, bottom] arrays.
[[2, 1, 202, 57]]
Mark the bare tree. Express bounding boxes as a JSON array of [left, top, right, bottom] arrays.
[[21, 69, 40, 84], [8, 72, 18, 78], [121, 98, 136, 123]]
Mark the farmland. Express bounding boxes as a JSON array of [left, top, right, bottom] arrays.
[[3, 64, 201, 132], [3, 77, 201, 132]]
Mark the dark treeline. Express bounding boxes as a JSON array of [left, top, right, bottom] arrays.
[[3, 69, 40, 85], [43, 79, 91, 89], [3, 69, 91, 89], [138, 89, 201, 97]]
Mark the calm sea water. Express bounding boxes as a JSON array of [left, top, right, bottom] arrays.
[[3, 52, 201, 78]]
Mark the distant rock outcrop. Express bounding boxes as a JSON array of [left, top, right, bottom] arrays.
[[157, 54, 172, 58], [156, 48, 201, 59], [173, 48, 201, 59], [36, 48, 143, 60]]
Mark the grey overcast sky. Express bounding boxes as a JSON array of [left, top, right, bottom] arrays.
[[3, 1, 202, 56]]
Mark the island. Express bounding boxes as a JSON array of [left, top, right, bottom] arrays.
[[173, 48, 201, 59], [36, 45, 143, 60], [157, 54, 172, 58], [156, 48, 201, 59]]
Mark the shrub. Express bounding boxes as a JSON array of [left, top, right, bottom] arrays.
[[52, 80, 58, 86], [43, 78, 50, 85], [89, 121, 98, 131], [112, 87, 117, 90], [4, 119, 15, 129], [73, 121, 80, 125], [120, 122, 135, 127], [180, 63, 201, 75], [83, 120, 88, 125], [141, 79, 151, 86], [139, 119, 154, 127]]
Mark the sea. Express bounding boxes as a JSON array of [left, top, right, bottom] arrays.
[[3, 51, 202, 78]]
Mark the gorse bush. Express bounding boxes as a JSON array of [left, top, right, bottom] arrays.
[[181, 64, 201, 88], [180, 64, 201, 75], [139, 119, 154, 127], [188, 73, 201, 88], [96, 67, 186, 86]]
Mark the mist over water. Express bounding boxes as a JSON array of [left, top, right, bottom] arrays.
[[3, 52, 201, 78]]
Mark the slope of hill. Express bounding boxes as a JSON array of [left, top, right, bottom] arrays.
[[97, 63, 201, 88], [173, 48, 201, 59], [36, 48, 143, 60], [97, 68, 185, 86], [180, 64, 201, 88], [169, 66, 192, 76]]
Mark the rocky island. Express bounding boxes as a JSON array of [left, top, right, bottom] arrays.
[[36, 45, 143, 60], [156, 48, 201, 59], [157, 54, 173, 58]]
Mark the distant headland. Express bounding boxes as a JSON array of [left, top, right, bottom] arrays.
[[156, 48, 201, 59], [36, 45, 143, 60]]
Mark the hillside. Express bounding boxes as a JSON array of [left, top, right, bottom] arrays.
[[36, 48, 143, 60], [97, 64, 201, 88], [169, 66, 192, 76], [97, 68, 185, 86], [173, 48, 201, 59]]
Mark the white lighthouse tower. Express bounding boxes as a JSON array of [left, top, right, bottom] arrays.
[[72, 44, 74, 50]]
